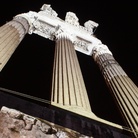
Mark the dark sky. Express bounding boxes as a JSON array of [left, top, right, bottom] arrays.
[[0, 0, 137, 126]]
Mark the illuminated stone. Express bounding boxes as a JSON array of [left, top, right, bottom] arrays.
[[0, 16, 29, 71]]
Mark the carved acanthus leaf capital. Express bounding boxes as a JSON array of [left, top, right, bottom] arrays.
[[53, 25, 74, 41], [92, 44, 112, 60]]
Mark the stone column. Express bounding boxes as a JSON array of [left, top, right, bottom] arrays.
[[51, 32, 95, 117], [0, 16, 29, 71], [92, 44, 138, 137]]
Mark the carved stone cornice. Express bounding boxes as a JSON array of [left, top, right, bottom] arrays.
[[15, 4, 101, 55], [40, 4, 58, 17]]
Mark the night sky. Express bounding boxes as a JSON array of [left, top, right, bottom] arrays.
[[0, 0, 137, 127]]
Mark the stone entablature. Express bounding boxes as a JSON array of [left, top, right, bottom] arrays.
[[16, 4, 100, 56]]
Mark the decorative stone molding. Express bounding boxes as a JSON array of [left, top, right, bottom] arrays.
[[40, 4, 58, 17], [65, 12, 79, 26], [15, 4, 101, 55], [84, 20, 99, 34]]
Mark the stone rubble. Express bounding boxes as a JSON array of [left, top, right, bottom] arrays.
[[0, 106, 93, 138]]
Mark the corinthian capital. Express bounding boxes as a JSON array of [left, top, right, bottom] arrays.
[[92, 44, 112, 60], [53, 25, 73, 41]]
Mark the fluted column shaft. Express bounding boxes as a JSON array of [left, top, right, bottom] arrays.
[[0, 16, 29, 71], [51, 34, 91, 112], [93, 47, 138, 137]]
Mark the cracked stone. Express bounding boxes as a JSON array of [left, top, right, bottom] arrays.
[[0, 106, 91, 138]]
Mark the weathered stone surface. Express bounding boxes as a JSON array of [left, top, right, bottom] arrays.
[[0, 106, 92, 138]]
